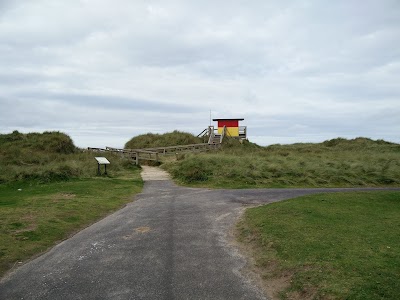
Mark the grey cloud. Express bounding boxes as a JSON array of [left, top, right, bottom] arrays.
[[11, 91, 200, 113], [1, 0, 399, 147]]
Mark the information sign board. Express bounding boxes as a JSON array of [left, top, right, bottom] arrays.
[[95, 157, 110, 165]]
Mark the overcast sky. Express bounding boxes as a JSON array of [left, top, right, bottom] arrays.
[[1, 0, 399, 148]]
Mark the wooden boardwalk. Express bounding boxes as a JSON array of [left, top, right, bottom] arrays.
[[88, 143, 220, 164], [88, 126, 228, 165]]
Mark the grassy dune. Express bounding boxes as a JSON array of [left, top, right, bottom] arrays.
[[125, 130, 203, 149], [0, 131, 132, 183], [164, 137, 400, 188]]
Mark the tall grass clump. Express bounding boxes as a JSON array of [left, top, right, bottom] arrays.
[[0, 131, 133, 183], [163, 137, 400, 188], [125, 130, 203, 149]]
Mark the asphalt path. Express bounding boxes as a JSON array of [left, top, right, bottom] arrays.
[[1, 167, 399, 299]]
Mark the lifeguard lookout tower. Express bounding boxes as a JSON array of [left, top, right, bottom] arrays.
[[212, 118, 247, 139], [197, 117, 247, 145]]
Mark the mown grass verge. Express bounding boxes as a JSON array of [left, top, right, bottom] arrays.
[[0, 168, 143, 278], [163, 137, 400, 188], [237, 191, 400, 299]]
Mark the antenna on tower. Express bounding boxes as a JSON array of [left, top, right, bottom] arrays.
[[209, 109, 211, 126]]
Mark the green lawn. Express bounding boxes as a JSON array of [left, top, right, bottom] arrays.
[[0, 169, 143, 277], [238, 191, 400, 299]]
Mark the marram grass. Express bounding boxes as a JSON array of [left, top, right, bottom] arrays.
[[164, 137, 400, 188]]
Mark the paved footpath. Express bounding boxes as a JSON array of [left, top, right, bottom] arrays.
[[1, 167, 399, 300]]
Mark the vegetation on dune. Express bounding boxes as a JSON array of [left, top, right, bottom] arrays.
[[0, 130, 77, 154], [0, 131, 133, 183], [124, 130, 203, 149], [163, 137, 400, 188], [238, 191, 400, 299]]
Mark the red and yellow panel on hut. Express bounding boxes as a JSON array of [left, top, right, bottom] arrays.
[[213, 118, 244, 137]]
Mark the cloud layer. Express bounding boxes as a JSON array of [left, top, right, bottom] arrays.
[[1, 0, 399, 147]]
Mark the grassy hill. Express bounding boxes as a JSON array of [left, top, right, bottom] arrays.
[[125, 130, 203, 149], [0, 131, 132, 183], [163, 137, 400, 188]]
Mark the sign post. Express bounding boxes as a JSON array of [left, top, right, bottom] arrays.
[[95, 157, 110, 175]]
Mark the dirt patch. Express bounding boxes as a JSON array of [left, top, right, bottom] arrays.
[[10, 214, 38, 235], [233, 215, 294, 300], [286, 288, 320, 300], [52, 193, 76, 203], [122, 226, 152, 240], [263, 273, 294, 300], [140, 166, 171, 181], [135, 226, 151, 233]]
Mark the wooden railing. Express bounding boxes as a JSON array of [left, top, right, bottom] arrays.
[[220, 125, 227, 143], [197, 128, 208, 137], [122, 143, 219, 155], [239, 126, 247, 138], [204, 125, 246, 142], [88, 141, 221, 165], [88, 125, 239, 165]]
